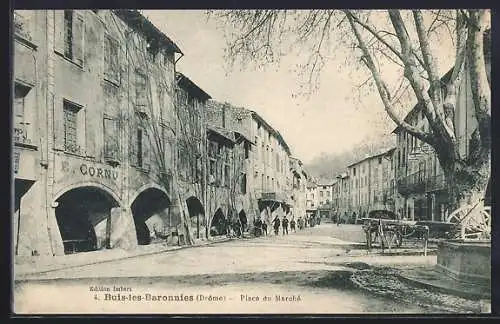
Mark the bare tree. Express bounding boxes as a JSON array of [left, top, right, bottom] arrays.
[[208, 10, 491, 237]]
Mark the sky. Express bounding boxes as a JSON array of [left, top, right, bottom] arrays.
[[143, 10, 454, 164]]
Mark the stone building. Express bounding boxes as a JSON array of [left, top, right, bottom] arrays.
[[289, 157, 308, 221], [175, 72, 211, 240], [250, 111, 293, 229], [346, 148, 395, 222], [305, 178, 318, 217], [204, 100, 256, 236], [13, 9, 188, 257], [334, 172, 350, 221]]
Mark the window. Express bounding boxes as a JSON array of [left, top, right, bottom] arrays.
[[136, 128, 143, 167], [240, 173, 247, 194], [104, 34, 120, 84], [103, 117, 119, 162], [135, 71, 148, 109], [208, 140, 218, 184], [13, 83, 32, 144], [244, 141, 250, 159], [63, 100, 81, 154], [63, 10, 73, 58], [224, 164, 230, 187], [353, 168, 357, 176], [61, 10, 84, 66], [378, 157, 382, 164]]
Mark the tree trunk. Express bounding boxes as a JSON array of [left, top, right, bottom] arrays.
[[442, 155, 490, 239]]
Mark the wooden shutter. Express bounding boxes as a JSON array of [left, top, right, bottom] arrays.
[[104, 117, 119, 160], [53, 96, 65, 150], [84, 107, 96, 158], [53, 10, 65, 54], [73, 11, 85, 66], [129, 122, 137, 166], [142, 128, 150, 170]]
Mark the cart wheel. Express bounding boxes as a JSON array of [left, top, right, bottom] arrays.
[[396, 232, 403, 247], [383, 230, 401, 249]]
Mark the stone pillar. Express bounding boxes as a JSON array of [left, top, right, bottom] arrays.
[[16, 181, 64, 257], [110, 207, 138, 250]]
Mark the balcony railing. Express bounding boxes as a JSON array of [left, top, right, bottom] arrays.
[[397, 171, 447, 195]]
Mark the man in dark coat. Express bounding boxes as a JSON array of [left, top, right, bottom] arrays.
[[282, 215, 289, 235], [273, 216, 280, 235]]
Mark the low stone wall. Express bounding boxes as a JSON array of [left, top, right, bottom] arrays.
[[436, 240, 491, 287]]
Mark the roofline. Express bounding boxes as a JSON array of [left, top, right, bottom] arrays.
[[176, 72, 211, 101], [346, 147, 397, 168], [113, 10, 183, 55], [391, 66, 456, 134], [250, 111, 292, 155]]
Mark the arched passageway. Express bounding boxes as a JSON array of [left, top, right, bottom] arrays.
[[210, 208, 227, 237], [186, 196, 205, 239], [131, 188, 171, 245], [55, 186, 119, 254]]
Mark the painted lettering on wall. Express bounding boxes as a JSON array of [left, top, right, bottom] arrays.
[[80, 164, 118, 180]]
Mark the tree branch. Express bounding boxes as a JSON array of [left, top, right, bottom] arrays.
[[349, 11, 404, 62], [389, 10, 456, 147], [345, 10, 434, 145]]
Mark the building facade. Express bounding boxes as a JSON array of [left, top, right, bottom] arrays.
[[204, 100, 257, 236], [175, 72, 211, 241], [344, 148, 396, 222], [251, 111, 293, 228], [289, 157, 308, 221], [305, 178, 318, 217], [13, 9, 190, 257]]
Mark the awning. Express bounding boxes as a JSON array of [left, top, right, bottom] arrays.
[[207, 126, 235, 144]]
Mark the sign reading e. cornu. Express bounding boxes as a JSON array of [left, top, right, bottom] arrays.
[[80, 163, 118, 180]]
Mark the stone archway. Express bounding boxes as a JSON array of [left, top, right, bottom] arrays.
[[210, 208, 227, 237], [186, 196, 205, 239], [55, 186, 120, 254], [131, 188, 171, 245]]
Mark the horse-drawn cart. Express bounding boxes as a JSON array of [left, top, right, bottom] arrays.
[[361, 210, 432, 255], [361, 202, 491, 255]]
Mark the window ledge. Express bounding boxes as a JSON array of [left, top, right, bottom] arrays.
[[14, 34, 38, 50], [103, 77, 120, 88], [14, 141, 38, 150], [133, 166, 150, 173], [64, 151, 86, 158], [54, 51, 84, 70]]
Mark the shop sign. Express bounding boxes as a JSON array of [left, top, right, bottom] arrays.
[[80, 163, 118, 180]]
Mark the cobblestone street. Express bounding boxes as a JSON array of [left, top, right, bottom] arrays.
[[14, 224, 485, 314]]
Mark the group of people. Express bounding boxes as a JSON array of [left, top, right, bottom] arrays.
[[252, 214, 316, 237]]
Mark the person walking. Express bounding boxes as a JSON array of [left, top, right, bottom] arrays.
[[290, 218, 296, 232], [282, 215, 289, 235], [273, 216, 280, 235]]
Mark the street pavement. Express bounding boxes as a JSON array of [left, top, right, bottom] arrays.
[[13, 224, 486, 314]]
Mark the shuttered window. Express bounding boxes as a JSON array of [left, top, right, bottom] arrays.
[[135, 72, 148, 108], [61, 10, 84, 66], [104, 35, 120, 84], [104, 117, 119, 161], [63, 100, 80, 154]]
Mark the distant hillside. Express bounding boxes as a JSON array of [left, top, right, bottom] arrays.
[[305, 135, 396, 183]]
